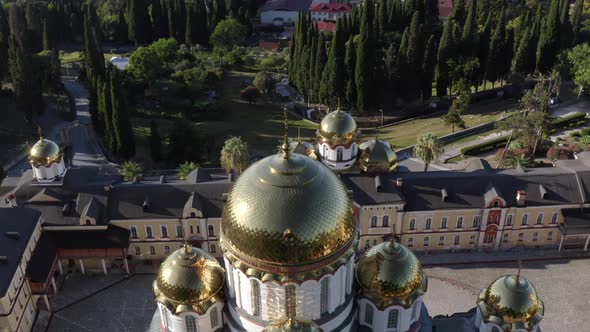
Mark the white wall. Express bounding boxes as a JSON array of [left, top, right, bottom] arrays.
[[158, 302, 224, 332], [32, 158, 66, 182], [357, 297, 422, 332], [317, 143, 358, 170], [260, 11, 298, 25]]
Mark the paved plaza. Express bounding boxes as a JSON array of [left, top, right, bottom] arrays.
[[46, 274, 157, 332], [423, 258, 590, 332]]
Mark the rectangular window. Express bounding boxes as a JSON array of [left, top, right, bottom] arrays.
[[364, 303, 373, 325], [551, 213, 558, 224], [454, 236, 460, 245], [456, 217, 463, 228], [286, 285, 297, 317], [469, 235, 476, 244], [518, 233, 524, 242], [547, 231, 553, 240], [441, 217, 448, 229], [164, 246, 170, 254], [150, 246, 156, 255], [190, 225, 194, 233], [146, 226, 153, 238], [161, 226, 168, 238], [371, 216, 377, 227], [503, 233, 509, 242], [425, 218, 432, 230], [424, 237, 429, 247], [409, 219, 416, 230], [506, 215, 513, 226], [135, 247, 140, 255], [208, 225, 215, 237], [197, 226, 200, 233], [373, 239, 378, 246], [210, 244, 216, 253], [176, 225, 183, 238], [533, 232, 538, 241], [320, 278, 330, 314], [251, 280, 261, 316], [387, 309, 399, 329], [472, 216, 480, 228], [407, 237, 414, 247], [522, 214, 528, 225], [130, 226, 138, 239], [439, 236, 444, 245], [536, 214, 543, 225]]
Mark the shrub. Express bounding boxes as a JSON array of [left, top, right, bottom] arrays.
[[581, 136, 590, 145], [570, 131, 581, 138], [569, 143, 583, 153], [546, 147, 573, 161], [581, 128, 590, 136], [555, 137, 563, 142], [461, 136, 509, 156], [551, 112, 587, 129]]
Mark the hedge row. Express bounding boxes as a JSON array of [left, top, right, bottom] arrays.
[[461, 135, 510, 155], [551, 112, 587, 129]]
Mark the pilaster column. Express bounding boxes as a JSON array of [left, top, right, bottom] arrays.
[[558, 234, 565, 252], [79, 259, 85, 274], [123, 258, 130, 274], [101, 259, 107, 275], [51, 277, 57, 294]]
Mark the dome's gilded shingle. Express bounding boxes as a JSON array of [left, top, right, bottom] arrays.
[[153, 245, 225, 314], [29, 138, 61, 167], [477, 274, 544, 329], [356, 239, 427, 309], [358, 139, 398, 172], [317, 108, 359, 143], [263, 317, 324, 332], [220, 150, 356, 272]]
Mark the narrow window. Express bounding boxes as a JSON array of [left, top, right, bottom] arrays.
[[551, 213, 558, 224], [176, 225, 183, 238], [469, 235, 475, 244], [320, 278, 330, 314], [454, 236, 460, 245], [210, 307, 218, 328], [197, 225, 200, 233], [364, 303, 373, 325], [208, 225, 215, 237], [387, 309, 399, 329], [439, 236, 444, 245], [130, 227, 137, 239], [210, 244, 216, 253], [336, 147, 344, 161], [522, 214, 528, 225], [373, 239, 377, 246], [371, 216, 377, 227], [135, 247, 140, 255], [506, 215, 513, 226], [146, 226, 153, 238], [503, 233, 509, 242], [161, 226, 168, 238], [365, 240, 370, 248], [286, 285, 297, 317], [164, 246, 170, 254], [457, 217, 463, 228], [424, 237, 429, 246], [533, 232, 538, 241], [518, 233, 524, 242], [425, 218, 432, 229], [382, 215, 389, 227], [547, 231, 553, 240], [409, 219, 416, 230], [536, 214, 543, 225], [190, 225, 194, 233], [185, 315, 197, 332], [472, 216, 480, 228], [251, 280, 261, 316], [441, 217, 447, 229], [407, 238, 414, 247], [150, 246, 156, 255]]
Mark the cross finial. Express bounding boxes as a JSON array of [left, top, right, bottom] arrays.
[[297, 127, 302, 143], [337, 98, 341, 111], [183, 243, 191, 253], [281, 106, 291, 159], [516, 259, 522, 282], [388, 227, 397, 247], [38, 127, 45, 139]]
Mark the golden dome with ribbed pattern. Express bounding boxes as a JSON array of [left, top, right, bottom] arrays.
[[29, 137, 62, 167], [317, 108, 359, 142], [153, 245, 225, 314], [477, 274, 544, 329], [220, 150, 356, 272], [356, 238, 427, 309]]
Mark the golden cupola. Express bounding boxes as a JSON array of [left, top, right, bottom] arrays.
[[263, 317, 324, 332], [476, 273, 544, 330], [220, 132, 357, 274], [316, 107, 359, 144], [356, 237, 427, 309], [153, 244, 225, 314], [358, 138, 398, 173], [29, 136, 62, 167]]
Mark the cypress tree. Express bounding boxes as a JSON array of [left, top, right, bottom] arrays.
[[421, 35, 437, 100], [485, 9, 506, 86], [559, 0, 572, 48], [424, 0, 440, 33], [570, 0, 583, 45], [435, 20, 454, 97], [100, 76, 114, 153], [461, 0, 478, 58], [42, 19, 50, 50], [110, 69, 135, 159], [151, 0, 165, 39], [344, 35, 356, 108], [150, 120, 162, 161], [397, 28, 411, 100], [405, 11, 423, 100], [308, 36, 317, 102], [320, 20, 346, 108], [185, 2, 194, 45], [115, 9, 128, 43], [313, 32, 327, 104], [128, 0, 152, 44], [0, 5, 8, 81], [451, 0, 467, 26], [536, 0, 561, 73], [167, 0, 175, 39], [476, 0, 487, 27], [194, 0, 209, 45], [511, 27, 532, 74], [355, 0, 375, 113], [174, 0, 186, 42], [475, 13, 492, 90]]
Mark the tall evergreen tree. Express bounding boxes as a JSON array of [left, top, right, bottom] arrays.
[[476, 0, 487, 26], [42, 19, 50, 50], [320, 20, 346, 108], [128, 0, 152, 44], [150, 120, 162, 161], [475, 13, 492, 90], [8, 33, 38, 117], [421, 35, 437, 100], [570, 0, 583, 45], [559, 0, 572, 48], [110, 69, 135, 159], [511, 27, 534, 75], [405, 11, 423, 100], [485, 9, 506, 85], [151, 0, 165, 39], [0, 4, 8, 81], [536, 0, 561, 73], [115, 9, 128, 43], [451, 0, 467, 26], [355, 0, 375, 113], [344, 35, 356, 108], [461, 0, 478, 58], [185, 2, 194, 45], [100, 76, 114, 153], [194, 0, 209, 45], [435, 20, 454, 97], [313, 32, 327, 104]]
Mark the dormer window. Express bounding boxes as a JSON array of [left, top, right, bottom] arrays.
[[493, 201, 500, 207]]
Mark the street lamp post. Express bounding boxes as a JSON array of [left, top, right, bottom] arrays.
[[379, 109, 384, 127]]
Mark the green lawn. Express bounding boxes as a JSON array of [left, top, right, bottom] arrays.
[[59, 50, 129, 64]]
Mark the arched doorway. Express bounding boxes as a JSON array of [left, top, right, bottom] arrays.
[[483, 224, 498, 244]]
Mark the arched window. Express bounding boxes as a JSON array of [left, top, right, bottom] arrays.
[[210, 307, 219, 328], [457, 217, 463, 228], [382, 215, 389, 227], [320, 278, 329, 314], [176, 225, 183, 238], [371, 216, 378, 227], [441, 217, 447, 229], [409, 219, 415, 230], [130, 227, 137, 239], [387, 309, 399, 330], [351, 143, 357, 156], [286, 285, 296, 317], [208, 225, 215, 237], [364, 303, 373, 325], [323, 145, 329, 157], [251, 280, 261, 316], [336, 147, 344, 161], [491, 327, 500, 332], [185, 315, 198, 332]]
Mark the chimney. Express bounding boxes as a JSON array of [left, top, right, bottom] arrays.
[[516, 190, 527, 206], [5, 232, 20, 240], [7, 194, 16, 207], [159, 175, 166, 184], [375, 175, 382, 192], [441, 188, 448, 202], [142, 196, 151, 211], [396, 177, 403, 189]]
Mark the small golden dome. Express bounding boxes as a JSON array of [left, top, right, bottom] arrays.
[[263, 317, 324, 332], [221, 150, 356, 272], [317, 108, 359, 142], [153, 245, 225, 314], [477, 274, 544, 327], [359, 139, 398, 172], [356, 239, 427, 309], [29, 137, 61, 167]]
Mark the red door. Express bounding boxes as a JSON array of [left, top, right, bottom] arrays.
[[483, 224, 498, 244]]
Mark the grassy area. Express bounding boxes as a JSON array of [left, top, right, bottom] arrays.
[[59, 50, 130, 64]]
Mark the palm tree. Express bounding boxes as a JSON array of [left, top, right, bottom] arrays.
[[119, 161, 143, 181], [413, 133, 444, 172], [177, 161, 199, 180], [220, 136, 250, 175]]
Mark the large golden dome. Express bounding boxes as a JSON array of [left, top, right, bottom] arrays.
[[263, 317, 324, 332], [317, 108, 359, 142], [153, 245, 225, 314], [356, 238, 427, 309], [477, 274, 544, 329], [29, 137, 62, 167], [220, 147, 356, 273], [358, 139, 398, 172]]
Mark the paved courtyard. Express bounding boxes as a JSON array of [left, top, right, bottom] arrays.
[[47, 274, 157, 332], [423, 258, 590, 332]]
